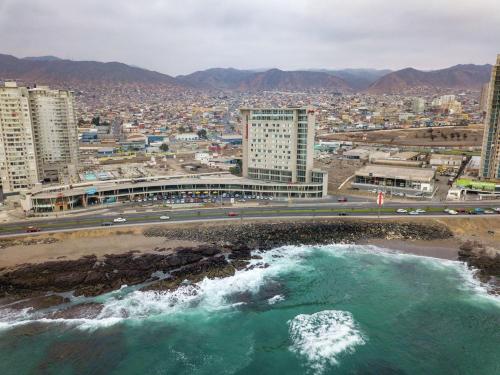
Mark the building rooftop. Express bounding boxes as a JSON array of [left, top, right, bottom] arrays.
[[355, 165, 435, 182]]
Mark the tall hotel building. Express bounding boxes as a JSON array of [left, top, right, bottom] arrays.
[[0, 82, 79, 193], [240, 107, 326, 185], [480, 55, 500, 179]]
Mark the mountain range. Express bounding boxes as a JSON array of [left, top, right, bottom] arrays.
[[0, 53, 493, 93], [366, 64, 492, 94]]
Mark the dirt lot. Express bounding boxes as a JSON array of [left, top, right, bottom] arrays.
[[314, 157, 364, 192], [321, 125, 483, 147]]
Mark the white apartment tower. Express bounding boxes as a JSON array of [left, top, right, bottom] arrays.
[[0, 82, 79, 193], [0, 82, 39, 192], [29, 86, 79, 182], [241, 107, 326, 185], [480, 55, 500, 179]]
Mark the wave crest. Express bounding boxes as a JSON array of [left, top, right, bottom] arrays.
[[288, 310, 366, 374]]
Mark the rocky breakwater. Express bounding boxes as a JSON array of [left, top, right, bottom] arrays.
[[143, 220, 453, 250]]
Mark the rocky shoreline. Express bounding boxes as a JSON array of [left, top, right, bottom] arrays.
[[0, 220, 498, 318]]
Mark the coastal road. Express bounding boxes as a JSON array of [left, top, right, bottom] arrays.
[[1, 200, 500, 237]]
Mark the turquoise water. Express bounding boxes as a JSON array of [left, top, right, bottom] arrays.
[[1, 244, 499, 375]]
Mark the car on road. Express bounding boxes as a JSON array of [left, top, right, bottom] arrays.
[[447, 210, 458, 215], [338, 212, 348, 216], [159, 215, 170, 220], [227, 212, 239, 217], [396, 209, 408, 214], [113, 217, 127, 223], [25, 226, 41, 233], [337, 197, 348, 202], [101, 222, 114, 226]]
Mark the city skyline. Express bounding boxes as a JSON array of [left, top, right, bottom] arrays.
[[0, 0, 499, 75]]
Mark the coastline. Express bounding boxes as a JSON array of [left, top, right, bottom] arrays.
[[0, 218, 498, 317]]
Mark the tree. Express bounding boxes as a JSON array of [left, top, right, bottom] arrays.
[[160, 143, 169, 152], [197, 129, 208, 139], [229, 159, 242, 176], [178, 126, 186, 133], [91, 116, 100, 126]]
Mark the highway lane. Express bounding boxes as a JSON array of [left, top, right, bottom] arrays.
[[1, 200, 500, 237]]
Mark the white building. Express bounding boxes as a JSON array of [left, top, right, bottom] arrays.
[[175, 133, 199, 142], [29, 86, 79, 182], [0, 82, 39, 192], [240, 107, 326, 186], [412, 97, 426, 114], [0, 82, 79, 193]]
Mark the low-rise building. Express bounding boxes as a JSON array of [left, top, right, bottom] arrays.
[[352, 165, 435, 196], [429, 154, 464, 169], [176, 133, 199, 142]]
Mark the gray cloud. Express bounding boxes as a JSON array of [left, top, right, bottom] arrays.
[[0, 0, 499, 75]]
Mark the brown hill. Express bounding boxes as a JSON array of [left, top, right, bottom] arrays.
[[237, 69, 351, 92], [366, 64, 492, 94], [0, 54, 179, 86], [177, 68, 351, 92]]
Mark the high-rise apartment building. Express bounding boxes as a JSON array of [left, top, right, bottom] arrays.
[[240, 107, 326, 185], [411, 97, 426, 114], [29, 86, 79, 182], [480, 55, 500, 179], [0, 82, 39, 192], [0, 82, 79, 193]]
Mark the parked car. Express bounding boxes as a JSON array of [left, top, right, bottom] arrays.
[[484, 209, 495, 214], [409, 211, 420, 215], [25, 226, 41, 233], [396, 209, 408, 214], [227, 212, 239, 217], [415, 209, 426, 214], [113, 217, 127, 223], [338, 212, 348, 216], [101, 222, 113, 226], [159, 216, 170, 220], [337, 197, 348, 202], [447, 210, 458, 215]]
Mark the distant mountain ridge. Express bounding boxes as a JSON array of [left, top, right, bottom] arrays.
[[310, 68, 392, 90], [366, 64, 493, 94], [0, 54, 493, 93], [0, 54, 179, 86], [177, 67, 352, 92]]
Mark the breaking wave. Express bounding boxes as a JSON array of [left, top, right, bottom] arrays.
[[288, 310, 366, 374]]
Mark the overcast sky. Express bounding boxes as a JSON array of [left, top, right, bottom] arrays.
[[0, 0, 499, 76]]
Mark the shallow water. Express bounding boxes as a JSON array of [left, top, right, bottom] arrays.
[[1, 244, 499, 375]]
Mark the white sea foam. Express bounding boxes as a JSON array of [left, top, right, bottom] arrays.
[[288, 310, 366, 374], [268, 294, 285, 305]]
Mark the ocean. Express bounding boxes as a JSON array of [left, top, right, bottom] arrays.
[[0, 244, 499, 375]]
